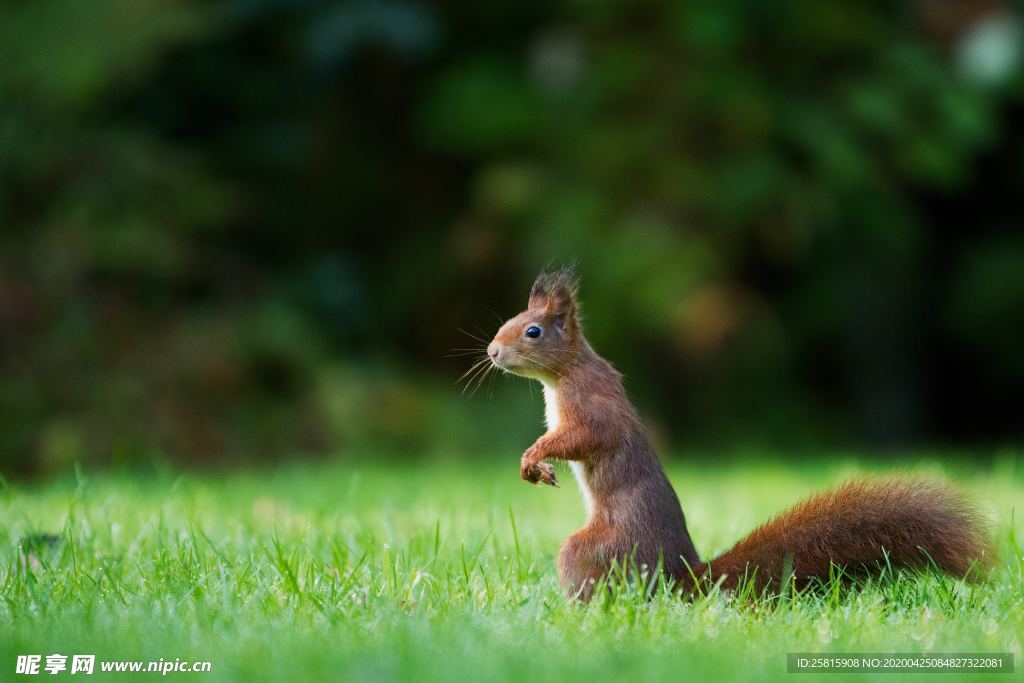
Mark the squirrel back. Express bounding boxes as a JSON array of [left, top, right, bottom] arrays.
[[487, 266, 991, 599]]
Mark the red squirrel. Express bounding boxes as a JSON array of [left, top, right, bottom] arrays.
[[486, 266, 990, 600]]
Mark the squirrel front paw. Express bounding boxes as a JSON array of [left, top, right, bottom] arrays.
[[521, 460, 558, 487]]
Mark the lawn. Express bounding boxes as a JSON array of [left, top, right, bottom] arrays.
[[1, 453, 1021, 682]]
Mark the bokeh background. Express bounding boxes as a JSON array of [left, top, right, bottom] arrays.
[[2, 0, 1023, 476]]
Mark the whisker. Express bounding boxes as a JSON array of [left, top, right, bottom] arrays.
[[455, 357, 489, 385], [527, 356, 563, 378], [469, 363, 495, 398], [457, 327, 489, 344], [484, 362, 499, 398], [483, 365, 497, 397], [459, 358, 492, 394], [462, 366, 492, 397], [484, 307, 505, 325], [467, 365, 487, 397]]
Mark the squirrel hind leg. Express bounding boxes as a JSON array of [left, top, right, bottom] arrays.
[[558, 526, 692, 600], [558, 526, 628, 601]]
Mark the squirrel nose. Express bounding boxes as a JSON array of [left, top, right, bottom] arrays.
[[487, 343, 500, 360]]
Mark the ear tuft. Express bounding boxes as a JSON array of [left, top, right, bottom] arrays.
[[528, 262, 579, 320]]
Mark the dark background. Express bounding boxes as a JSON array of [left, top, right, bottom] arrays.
[[2, 0, 1023, 475]]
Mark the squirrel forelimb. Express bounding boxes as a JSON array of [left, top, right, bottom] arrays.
[[520, 457, 557, 486]]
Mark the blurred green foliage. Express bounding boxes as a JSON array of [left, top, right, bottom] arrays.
[[1, 0, 1022, 473]]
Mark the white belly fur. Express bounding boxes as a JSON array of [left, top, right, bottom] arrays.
[[541, 381, 593, 517]]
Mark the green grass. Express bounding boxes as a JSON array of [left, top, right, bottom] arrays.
[[1, 454, 1021, 682]]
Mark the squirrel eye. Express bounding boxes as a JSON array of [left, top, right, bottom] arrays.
[[525, 325, 542, 339]]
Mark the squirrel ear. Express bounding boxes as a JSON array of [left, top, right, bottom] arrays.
[[528, 278, 549, 310], [544, 282, 576, 322], [529, 264, 579, 326]]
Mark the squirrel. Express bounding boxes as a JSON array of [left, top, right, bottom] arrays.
[[486, 266, 991, 600]]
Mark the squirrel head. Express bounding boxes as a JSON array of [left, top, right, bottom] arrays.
[[488, 265, 581, 382]]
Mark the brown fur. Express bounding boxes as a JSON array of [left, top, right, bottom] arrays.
[[488, 266, 991, 600], [684, 478, 991, 594]]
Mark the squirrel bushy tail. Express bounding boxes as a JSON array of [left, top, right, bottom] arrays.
[[680, 478, 991, 594]]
